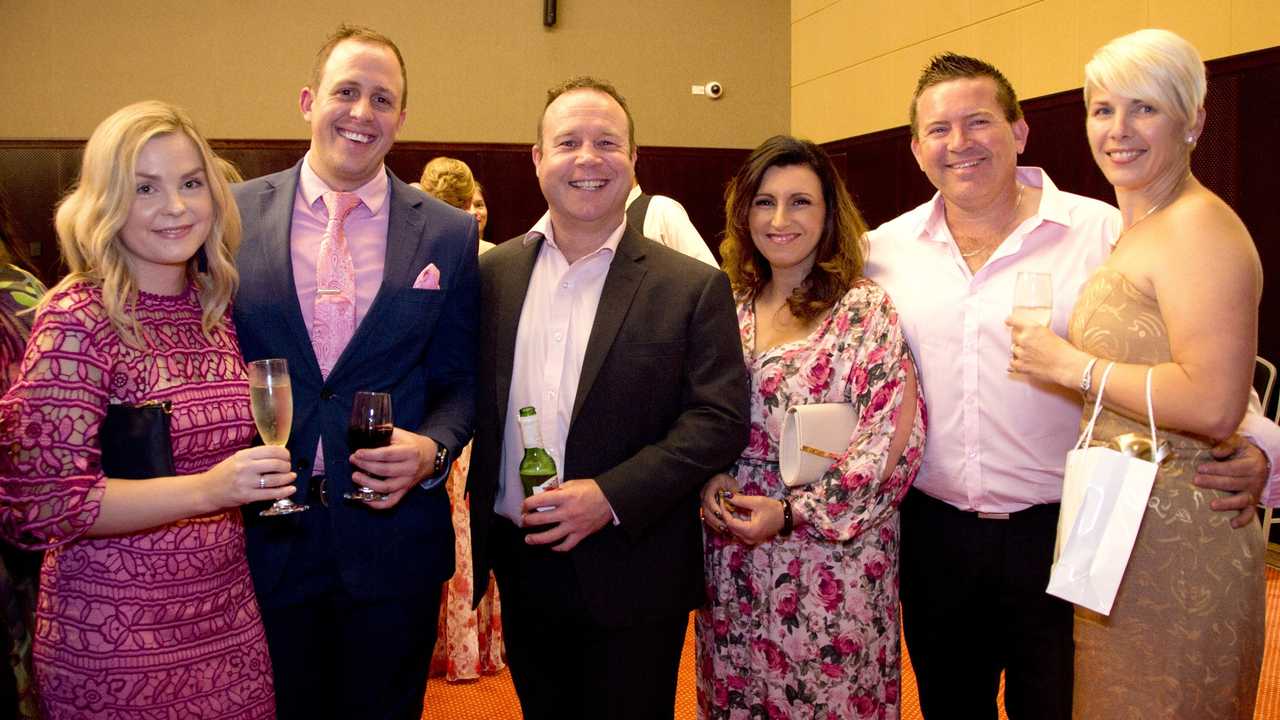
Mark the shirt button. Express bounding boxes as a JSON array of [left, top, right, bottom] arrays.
[[561, 282, 570, 289], [553, 332, 564, 342], [968, 449, 978, 459], [320, 389, 335, 400]]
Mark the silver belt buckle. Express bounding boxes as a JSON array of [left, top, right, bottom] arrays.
[[977, 511, 1010, 520]]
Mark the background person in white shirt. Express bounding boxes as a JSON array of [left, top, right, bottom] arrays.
[[625, 179, 717, 267]]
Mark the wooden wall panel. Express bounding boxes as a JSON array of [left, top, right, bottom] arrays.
[[823, 45, 1280, 379], [0, 141, 747, 285]]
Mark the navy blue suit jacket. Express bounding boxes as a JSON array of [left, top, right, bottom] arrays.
[[232, 162, 478, 605]]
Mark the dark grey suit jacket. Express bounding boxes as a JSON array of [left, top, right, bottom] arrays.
[[468, 225, 749, 626], [232, 162, 478, 605]]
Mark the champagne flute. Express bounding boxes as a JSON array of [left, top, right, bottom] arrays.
[[1013, 272, 1053, 327], [344, 392, 393, 503], [249, 358, 308, 517]]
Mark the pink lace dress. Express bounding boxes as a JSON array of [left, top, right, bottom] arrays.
[[696, 281, 926, 720], [0, 282, 275, 719]]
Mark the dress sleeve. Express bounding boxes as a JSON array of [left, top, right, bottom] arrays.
[[788, 285, 926, 542], [0, 296, 110, 549]]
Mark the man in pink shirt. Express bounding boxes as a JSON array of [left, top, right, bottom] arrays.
[[231, 25, 478, 720], [864, 53, 1277, 719], [467, 77, 749, 720]]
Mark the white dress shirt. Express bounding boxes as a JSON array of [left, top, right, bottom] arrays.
[[495, 216, 626, 522], [627, 184, 718, 268]]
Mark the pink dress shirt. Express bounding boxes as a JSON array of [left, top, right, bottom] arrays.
[[867, 167, 1280, 511], [292, 154, 390, 471], [495, 216, 627, 522], [866, 168, 1119, 513]]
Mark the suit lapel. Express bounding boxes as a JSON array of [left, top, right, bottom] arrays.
[[571, 228, 647, 425], [252, 165, 323, 379], [494, 239, 541, 426]]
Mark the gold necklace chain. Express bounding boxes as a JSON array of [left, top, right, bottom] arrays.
[[955, 184, 1024, 258]]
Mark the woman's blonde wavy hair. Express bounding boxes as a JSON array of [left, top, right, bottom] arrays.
[[40, 100, 240, 347]]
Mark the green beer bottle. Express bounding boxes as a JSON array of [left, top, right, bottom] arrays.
[[517, 406, 559, 497]]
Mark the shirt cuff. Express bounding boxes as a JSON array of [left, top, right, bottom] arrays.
[[1239, 412, 1280, 507]]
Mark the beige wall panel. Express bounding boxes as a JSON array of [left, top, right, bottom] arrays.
[[2, 0, 788, 148], [792, 1, 920, 85], [792, 0, 839, 23], [1150, 0, 1232, 60], [1016, 0, 1083, 100], [918, 0, 973, 44], [1075, 1, 1150, 64], [792, 61, 895, 142], [966, 11, 1024, 89], [1232, 0, 1280, 54], [970, 0, 1039, 22]]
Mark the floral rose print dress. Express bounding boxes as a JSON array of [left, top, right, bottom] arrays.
[[696, 280, 925, 720]]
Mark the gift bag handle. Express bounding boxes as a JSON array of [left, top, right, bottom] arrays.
[[1074, 361, 1117, 450], [1073, 363, 1159, 453]]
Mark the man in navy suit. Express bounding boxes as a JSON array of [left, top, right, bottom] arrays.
[[231, 25, 477, 720]]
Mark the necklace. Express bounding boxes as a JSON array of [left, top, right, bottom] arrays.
[[955, 184, 1024, 258], [1117, 173, 1188, 242]]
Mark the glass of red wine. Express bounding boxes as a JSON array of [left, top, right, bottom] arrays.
[[344, 391, 393, 503]]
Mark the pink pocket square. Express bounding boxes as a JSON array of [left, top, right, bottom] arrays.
[[413, 263, 441, 290]]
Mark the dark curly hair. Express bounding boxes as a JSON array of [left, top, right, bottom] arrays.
[[719, 135, 867, 322]]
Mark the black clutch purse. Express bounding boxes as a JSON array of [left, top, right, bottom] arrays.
[[99, 401, 176, 479]]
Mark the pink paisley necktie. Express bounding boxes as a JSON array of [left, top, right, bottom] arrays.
[[312, 190, 361, 378]]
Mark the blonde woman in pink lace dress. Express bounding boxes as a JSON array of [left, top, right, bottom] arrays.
[[697, 136, 926, 720], [0, 101, 296, 719]]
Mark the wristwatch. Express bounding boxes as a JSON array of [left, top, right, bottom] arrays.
[[431, 443, 450, 477]]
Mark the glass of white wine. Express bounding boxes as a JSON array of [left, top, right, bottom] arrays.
[[248, 358, 307, 517], [1013, 272, 1053, 327]]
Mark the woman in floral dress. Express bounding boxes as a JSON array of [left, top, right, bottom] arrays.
[[697, 135, 926, 720], [0, 101, 296, 719]]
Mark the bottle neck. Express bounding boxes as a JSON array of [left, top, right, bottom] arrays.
[[517, 415, 543, 450]]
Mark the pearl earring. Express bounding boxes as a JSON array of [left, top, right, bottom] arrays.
[[1186, 135, 1195, 144]]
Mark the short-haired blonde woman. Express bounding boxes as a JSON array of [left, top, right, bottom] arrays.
[[1009, 29, 1264, 718], [0, 101, 293, 719]]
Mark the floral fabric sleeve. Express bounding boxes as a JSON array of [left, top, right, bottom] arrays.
[[0, 292, 109, 549], [789, 284, 924, 542]]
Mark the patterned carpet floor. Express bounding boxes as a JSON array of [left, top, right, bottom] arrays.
[[424, 566, 1280, 719]]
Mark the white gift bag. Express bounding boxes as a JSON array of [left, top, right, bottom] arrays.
[[779, 403, 856, 487], [1046, 364, 1159, 616]]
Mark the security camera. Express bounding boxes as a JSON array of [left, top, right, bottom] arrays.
[[705, 81, 723, 99]]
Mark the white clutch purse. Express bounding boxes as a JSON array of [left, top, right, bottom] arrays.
[[779, 403, 856, 487]]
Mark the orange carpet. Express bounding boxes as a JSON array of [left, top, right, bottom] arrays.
[[425, 567, 1280, 719]]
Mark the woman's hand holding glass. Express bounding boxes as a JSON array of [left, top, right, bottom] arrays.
[[1006, 313, 1092, 387], [200, 445, 295, 510]]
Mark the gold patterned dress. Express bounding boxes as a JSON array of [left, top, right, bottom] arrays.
[[1067, 266, 1265, 719]]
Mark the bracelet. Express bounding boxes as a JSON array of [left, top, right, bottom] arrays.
[[1079, 356, 1099, 398], [779, 498, 794, 537]]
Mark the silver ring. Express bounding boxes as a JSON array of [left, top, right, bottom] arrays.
[[258, 476, 266, 490]]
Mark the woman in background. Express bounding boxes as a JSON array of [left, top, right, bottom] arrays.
[[0, 100, 295, 719], [419, 156, 506, 681], [697, 135, 925, 719], [1009, 29, 1265, 718]]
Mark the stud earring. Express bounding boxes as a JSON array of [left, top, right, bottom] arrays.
[[1186, 135, 1195, 144]]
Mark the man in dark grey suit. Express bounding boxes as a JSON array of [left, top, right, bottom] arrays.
[[231, 25, 477, 720], [467, 76, 749, 720]]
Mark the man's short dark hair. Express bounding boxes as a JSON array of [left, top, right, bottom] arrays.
[[310, 24, 408, 110], [909, 53, 1022, 137], [536, 76, 635, 152]]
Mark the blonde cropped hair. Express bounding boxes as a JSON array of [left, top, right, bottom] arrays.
[[419, 157, 476, 210], [42, 100, 241, 347], [1085, 28, 1206, 131]]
